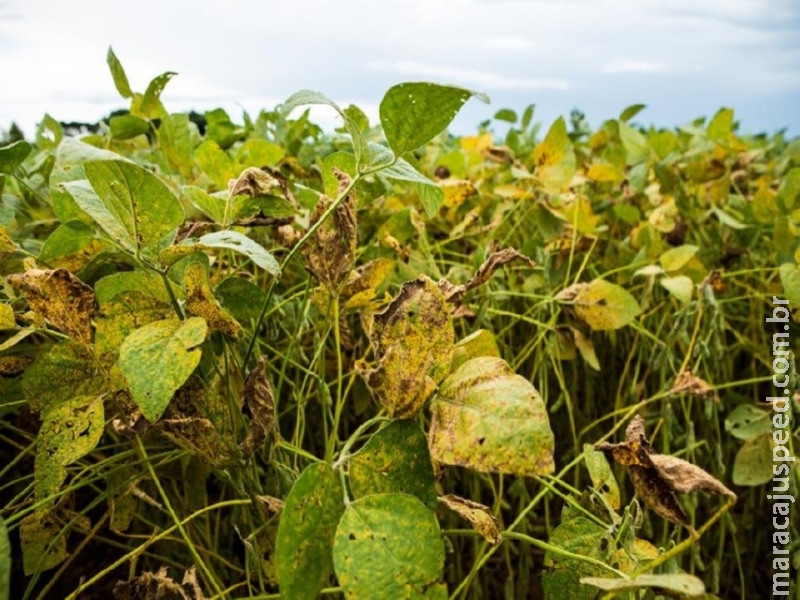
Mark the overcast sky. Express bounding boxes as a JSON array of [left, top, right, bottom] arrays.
[[1, 0, 798, 139]]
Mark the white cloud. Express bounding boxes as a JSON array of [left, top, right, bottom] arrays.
[[481, 37, 536, 51], [602, 59, 671, 74], [367, 61, 568, 91]]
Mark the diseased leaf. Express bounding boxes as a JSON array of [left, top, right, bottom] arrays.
[[140, 71, 177, 119], [7, 267, 95, 345], [302, 168, 357, 290], [20, 510, 67, 575], [0, 304, 15, 330], [333, 493, 446, 599], [596, 415, 735, 529], [113, 566, 206, 600], [725, 404, 771, 440], [119, 317, 207, 423], [357, 277, 454, 417], [439, 495, 502, 544], [429, 356, 555, 477], [39, 220, 98, 263], [22, 341, 106, 411], [670, 369, 718, 401], [184, 262, 241, 339], [583, 444, 620, 510], [349, 420, 437, 507], [581, 573, 705, 596], [276, 463, 345, 600], [239, 355, 275, 459], [557, 279, 641, 331], [439, 248, 535, 302]]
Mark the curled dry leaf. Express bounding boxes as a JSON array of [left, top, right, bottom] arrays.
[[228, 166, 280, 199], [439, 494, 502, 544], [302, 168, 357, 292], [595, 415, 735, 529], [439, 248, 535, 303], [670, 369, 718, 402], [239, 355, 275, 459], [113, 566, 206, 600], [357, 277, 453, 418], [7, 267, 95, 345]]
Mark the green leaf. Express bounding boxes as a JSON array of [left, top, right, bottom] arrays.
[[140, 71, 177, 119], [379, 82, 489, 156], [659, 244, 698, 272], [429, 356, 555, 477], [236, 138, 285, 168], [282, 90, 368, 165], [619, 104, 646, 123], [707, 107, 734, 141], [619, 122, 650, 165], [494, 108, 517, 123], [0, 140, 32, 174], [0, 518, 7, 600], [583, 444, 620, 510], [83, 160, 184, 254], [350, 420, 437, 507], [384, 159, 444, 217], [35, 395, 104, 502], [660, 275, 694, 305], [195, 139, 237, 189], [581, 574, 705, 596], [777, 167, 800, 211], [732, 433, 773, 486], [39, 220, 96, 262], [565, 279, 642, 331], [158, 113, 194, 176], [779, 263, 800, 307], [333, 493, 446, 599], [451, 329, 500, 371], [106, 47, 133, 99], [276, 463, 345, 600], [183, 186, 226, 223], [119, 317, 207, 422], [725, 405, 772, 441], [188, 231, 280, 276], [215, 276, 267, 323], [109, 115, 150, 140]]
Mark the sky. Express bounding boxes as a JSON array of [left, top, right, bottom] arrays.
[[1, 0, 798, 139]]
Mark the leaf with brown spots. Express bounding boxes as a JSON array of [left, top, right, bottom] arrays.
[[356, 277, 454, 417], [183, 262, 241, 339], [302, 168, 357, 292], [239, 355, 275, 459], [595, 415, 735, 529], [439, 494, 502, 544], [113, 566, 206, 600], [7, 268, 94, 345]]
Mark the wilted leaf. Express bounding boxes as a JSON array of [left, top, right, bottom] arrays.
[[439, 248, 535, 302], [580, 573, 705, 596], [557, 279, 641, 331], [276, 463, 345, 600], [349, 420, 437, 507], [113, 566, 206, 600], [239, 355, 275, 459], [303, 168, 357, 291], [7, 268, 94, 345], [596, 415, 735, 529], [333, 493, 446, 599], [670, 369, 718, 401], [429, 356, 554, 477], [439, 495, 502, 544], [184, 262, 241, 339], [357, 277, 453, 417], [119, 317, 207, 423]]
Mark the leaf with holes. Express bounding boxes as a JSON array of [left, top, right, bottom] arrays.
[[429, 356, 554, 477], [333, 493, 446, 599], [379, 82, 489, 157], [119, 317, 207, 423], [349, 420, 437, 507], [276, 463, 345, 600]]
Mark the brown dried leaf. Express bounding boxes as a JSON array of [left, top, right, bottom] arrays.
[[595, 415, 735, 529], [7, 268, 94, 345], [302, 168, 357, 291], [113, 566, 206, 600], [669, 369, 719, 402], [439, 494, 502, 544], [239, 355, 275, 459], [229, 166, 280, 198], [440, 248, 535, 303], [357, 277, 454, 417]]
